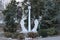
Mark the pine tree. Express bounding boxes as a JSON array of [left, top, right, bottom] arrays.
[[41, 0, 57, 29], [3, 0, 18, 33], [29, 0, 57, 29], [30, 0, 43, 18]]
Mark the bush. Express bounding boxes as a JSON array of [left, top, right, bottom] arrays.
[[38, 29, 48, 37], [12, 33, 19, 38], [47, 28, 57, 36], [18, 33, 24, 40], [4, 32, 25, 39], [4, 32, 12, 38], [27, 32, 38, 38]]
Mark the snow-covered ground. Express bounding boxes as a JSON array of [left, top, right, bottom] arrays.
[[0, 37, 17, 40], [32, 36, 60, 40]]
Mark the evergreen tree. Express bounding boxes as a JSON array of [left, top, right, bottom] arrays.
[[30, 0, 43, 18], [3, 0, 18, 33], [28, 0, 57, 29], [41, 0, 57, 29]]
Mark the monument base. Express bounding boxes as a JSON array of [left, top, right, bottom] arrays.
[[19, 30, 37, 33]]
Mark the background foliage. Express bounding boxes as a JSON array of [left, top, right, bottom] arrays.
[[3, 0, 18, 33]]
